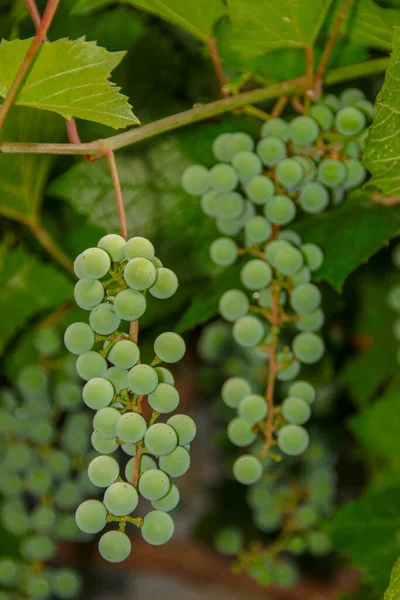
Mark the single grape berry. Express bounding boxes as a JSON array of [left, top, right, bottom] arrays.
[[151, 484, 180, 512], [233, 315, 264, 348], [114, 289, 146, 321], [74, 278, 104, 310], [299, 182, 329, 214], [276, 158, 304, 189], [227, 417, 256, 446], [209, 163, 238, 192], [159, 446, 191, 478], [76, 351, 107, 381], [139, 469, 170, 500], [335, 106, 366, 136], [232, 151, 262, 181], [241, 259, 272, 290], [292, 332, 325, 364], [245, 175, 275, 205], [282, 396, 311, 425], [288, 380, 315, 404], [64, 322, 94, 355], [278, 424, 309, 456], [210, 237, 237, 266], [74, 248, 111, 280], [245, 216, 272, 244], [89, 303, 121, 336], [82, 377, 114, 410], [128, 364, 158, 395], [124, 257, 157, 291], [93, 407, 120, 439], [233, 455, 262, 485], [297, 308, 325, 332], [318, 159, 347, 188], [238, 394, 268, 424], [124, 237, 155, 260], [166, 414, 196, 445], [289, 116, 319, 146], [264, 195, 296, 225], [148, 383, 180, 413], [88, 455, 119, 488], [116, 412, 147, 443], [219, 289, 249, 322], [144, 423, 178, 456], [75, 499, 107, 534], [290, 283, 321, 314], [256, 136, 286, 166], [98, 233, 126, 261], [149, 268, 178, 299], [310, 104, 334, 130], [98, 530, 131, 563], [261, 117, 289, 140], [181, 165, 210, 195], [213, 133, 234, 162], [214, 527, 244, 555], [154, 332, 186, 363], [301, 243, 324, 271], [141, 510, 174, 545], [273, 245, 303, 277]]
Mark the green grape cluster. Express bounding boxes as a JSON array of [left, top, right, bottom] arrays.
[[66, 235, 196, 562], [388, 242, 400, 362], [0, 328, 85, 600]]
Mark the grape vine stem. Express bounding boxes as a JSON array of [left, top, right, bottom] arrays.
[[28, 220, 75, 276], [0, 0, 60, 131], [104, 147, 128, 239], [0, 58, 389, 156]]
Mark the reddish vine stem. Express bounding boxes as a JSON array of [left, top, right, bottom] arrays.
[[313, 0, 354, 99], [25, 0, 42, 29], [271, 97, 288, 118], [0, 0, 60, 131], [104, 147, 128, 239], [304, 45, 315, 108], [66, 118, 82, 145], [207, 37, 228, 93]]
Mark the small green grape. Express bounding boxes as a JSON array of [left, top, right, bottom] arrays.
[[213, 133, 234, 162], [219, 289, 249, 322], [264, 195, 296, 225], [124, 236, 155, 260], [335, 106, 366, 135], [299, 182, 329, 214], [54, 481, 81, 510], [231, 132, 254, 154], [30, 506, 56, 533], [344, 158, 366, 189], [149, 268, 178, 299], [293, 332, 325, 364], [288, 380, 315, 404], [318, 158, 347, 188], [98, 530, 131, 562], [301, 243, 324, 271], [93, 407, 120, 439], [26, 468, 52, 495], [125, 454, 157, 480], [91, 431, 118, 454], [276, 158, 304, 189], [289, 116, 319, 146], [104, 367, 129, 393], [221, 377, 252, 409], [116, 412, 147, 443], [114, 288, 146, 321], [109, 340, 140, 370], [74, 248, 111, 280], [64, 322, 94, 355], [388, 284, 400, 312], [256, 136, 286, 166], [276, 353, 300, 382], [261, 117, 289, 140], [233, 315, 264, 348], [273, 244, 303, 277], [227, 417, 256, 446], [282, 396, 311, 424], [245, 175, 275, 205], [310, 104, 334, 130], [128, 364, 158, 395], [104, 481, 139, 516], [241, 259, 272, 290], [155, 366, 175, 385], [201, 189, 218, 216], [297, 308, 325, 332], [151, 484, 180, 512], [181, 165, 210, 195], [291, 266, 311, 286], [213, 191, 244, 220], [74, 278, 104, 311], [21, 535, 55, 561], [141, 510, 174, 545], [148, 383, 180, 413], [98, 233, 126, 261], [209, 237, 237, 267], [51, 569, 82, 600], [321, 93, 341, 112], [124, 257, 157, 291], [278, 424, 309, 455], [290, 283, 321, 314], [45, 450, 71, 478], [88, 455, 119, 488], [159, 446, 190, 477], [214, 527, 244, 555], [233, 455, 262, 484], [209, 163, 238, 192], [166, 414, 197, 445], [34, 328, 61, 356], [354, 98, 374, 121], [89, 303, 121, 335], [238, 393, 268, 424], [232, 151, 262, 181], [144, 423, 178, 456], [245, 216, 272, 244], [76, 351, 107, 381], [154, 332, 186, 363], [340, 88, 365, 106], [82, 377, 114, 410]]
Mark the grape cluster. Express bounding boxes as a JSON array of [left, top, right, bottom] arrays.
[[66, 235, 196, 562], [0, 328, 86, 600], [182, 88, 371, 485], [388, 243, 400, 361]]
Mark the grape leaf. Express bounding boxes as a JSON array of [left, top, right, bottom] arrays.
[[0, 244, 73, 355], [0, 106, 65, 224], [385, 559, 400, 600], [226, 0, 333, 56], [340, 0, 400, 51], [363, 27, 400, 194], [329, 486, 400, 594], [294, 191, 400, 290], [0, 37, 137, 128], [73, 0, 226, 42]]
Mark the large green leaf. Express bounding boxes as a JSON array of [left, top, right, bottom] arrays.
[[226, 0, 333, 56], [73, 0, 226, 42], [0, 106, 65, 224], [0, 245, 73, 355], [294, 192, 400, 290], [385, 559, 400, 600], [340, 0, 400, 52], [363, 27, 400, 195], [329, 486, 400, 594], [0, 37, 137, 128]]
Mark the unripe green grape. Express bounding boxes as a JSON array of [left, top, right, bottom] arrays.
[[290, 283, 321, 314], [291, 266, 311, 286], [310, 103, 334, 130], [282, 396, 311, 425], [144, 423, 178, 456], [74, 248, 111, 280], [74, 278, 104, 311], [99, 530, 131, 563], [109, 340, 140, 370], [276, 158, 304, 189], [265, 239, 290, 264], [88, 455, 119, 487], [354, 98, 374, 121], [296, 505, 318, 528], [299, 182, 329, 214], [116, 412, 147, 443], [274, 561, 300, 589], [219, 289, 249, 322], [34, 327, 61, 357], [166, 414, 196, 445], [26, 468, 52, 495], [278, 424, 309, 455], [30, 506, 57, 533], [232, 151, 262, 181], [388, 284, 400, 312], [141, 510, 174, 545], [209, 237, 237, 266], [227, 417, 256, 446], [21, 535, 55, 561], [214, 191, 244, 219], [0, 472, 23, 497], [293, 155, 316, 184], [29, 421, 54, 445], [113, 290, 146, 322], [209, 163, 238, 192], [287, 536, 307, 555], [103, 481, 139, 516], [233, 455, 262, 484], [238, 394, 268, 424], [213, 133, 234, 162], [125, 236, 155, 261], [155, 366, 175, 385], [91, 431, 118, 454], [51, 569, 82, 600], [321, 93, 340, 112], [148, 383, 179, 413], [245, 175, 275, 205], [231, 132, 254, 154], [241, 259, 272, 290], [82, 377, 114, 410], [98, 233, 126, 261], [245, 216, 272, 244], [1, 502, 29, 536], [254, 508, 281, 532], [293, 332, 325, 364], [276, 353, 300, 382], [289, 116, 319, 146], [0, 557, 19, 586], [151, 484, 180, 511], [139, 469, 170, 500], [124, 257, 157, 291], [318, 158, 346, 188], [149, 267, 178, 299], [4, 443, 31, 471], [154, 332, 186, 363], [273, 245, 303, 276], [297, 308, 325, 332], [289, 380, 315, 404], [340, 88, 365, 106], [264, 195, 296, 225], [26, 574, 50, 599], [257, 287, 286, 308], [128, 364, 158, 395], [214, 527, 244, 555], [64, 322, 94, 355], [335, 106, 366, 135], [344, 140, 361, 159], [45, 449, 71, 478], [308, 531, 332, 555], [93, 407, 120, 439], [256, 136, 286, 166], [159, 446, 190, 477], [181, 165, 209, 195], [216, 216, 242, 236], [301, 243, 324, 271], [125, 454, 157, 480], [76, 351, 107, 381], [201, 189, 218, 216], [105, 367, 129, 393], [344, 158, 366, 189], [233, 315, 264, 348], [54, 481, 81, 510], [261, 117, 289, 140]]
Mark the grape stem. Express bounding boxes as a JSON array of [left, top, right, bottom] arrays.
[[207, 37, 228, 92], [104, 147, 128, 239], [0, 0, 60, 131], [271, 97, 288, 118], [313, 0, 354, 99], [372, 192, 400, 206], [303, 45, 315, 107], [0, 57, 389, 156], [28, 220, 75, 276]]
